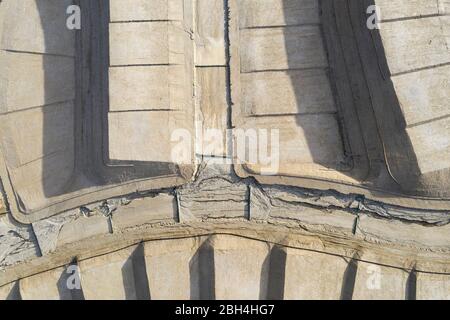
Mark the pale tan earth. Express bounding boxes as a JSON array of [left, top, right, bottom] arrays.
[[0, 0, 449, 300]]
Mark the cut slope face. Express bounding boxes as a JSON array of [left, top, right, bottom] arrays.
[[0, 0, 196, 221], [0, 0, 77, 215], [364, 0, 450, 196], [336, 0, 450, 198], [107, 1, 194, 163], [231, 0, 366, 182], [1, 234, 449, 300], [232, 0, 450, 205], [1, 0, 449, 223]]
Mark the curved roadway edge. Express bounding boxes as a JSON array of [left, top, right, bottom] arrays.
[[0, 164, 449, 293], [0, 231, 449, 299]]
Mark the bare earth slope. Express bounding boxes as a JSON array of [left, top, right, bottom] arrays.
[[0, 0, 449, 299]]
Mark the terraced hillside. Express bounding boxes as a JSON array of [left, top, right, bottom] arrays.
[[0, 0, 449, 300]]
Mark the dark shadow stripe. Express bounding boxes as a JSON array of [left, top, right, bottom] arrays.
[[265, 246, 287, 300], [6, 281, 22, 300], [340, 256, 358, 300], [190, 239, 215, 300], [130, 242, 151, 300], [405, 268, 417, 300], [57, 261, 85, 300]]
